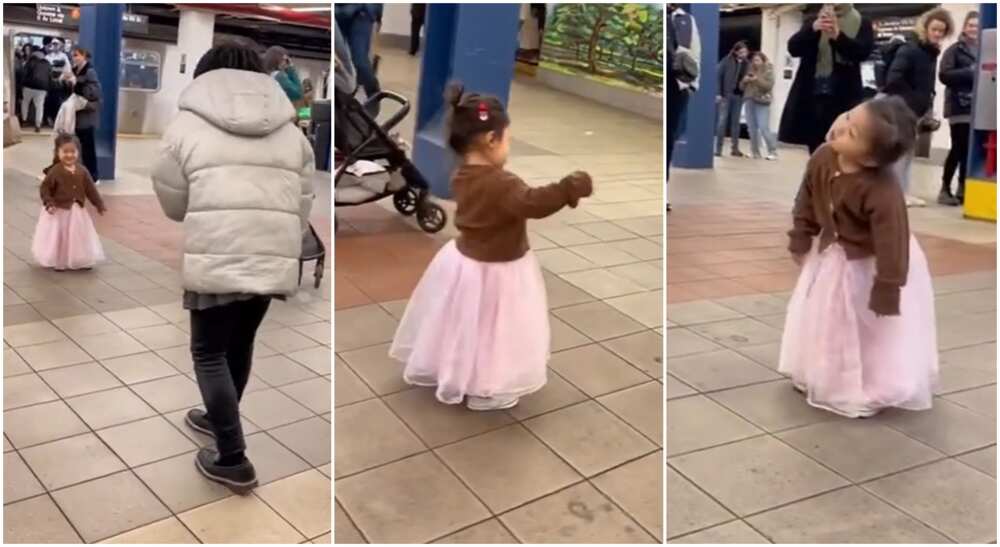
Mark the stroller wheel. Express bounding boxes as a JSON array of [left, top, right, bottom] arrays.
[[393, 188, 419, 216], [417, 203, 447, 234]]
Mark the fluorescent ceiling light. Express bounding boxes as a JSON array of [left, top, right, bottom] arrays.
[[291, 6, 330, 12]]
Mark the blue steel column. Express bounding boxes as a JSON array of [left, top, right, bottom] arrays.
[[412, 3, 520, 198], [673, 3, 719, 170], [78, 4, 123, 181]]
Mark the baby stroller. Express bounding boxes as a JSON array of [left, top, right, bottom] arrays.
[[299, 223, 325, 289], [333, 25, 446, 234]]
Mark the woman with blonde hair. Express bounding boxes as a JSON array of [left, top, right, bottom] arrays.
[[740, 51, 778, 160]]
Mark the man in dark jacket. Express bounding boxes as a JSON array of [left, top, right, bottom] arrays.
[[20, 46, 50, 132], [716, 41, 749, 157], [778, 4, 874, 154], [938, 10, 979, 205]]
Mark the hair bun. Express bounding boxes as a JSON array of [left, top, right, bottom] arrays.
[[444, 81, 465, 108]]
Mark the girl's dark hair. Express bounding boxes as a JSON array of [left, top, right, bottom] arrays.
[[444, 82, 510, 155], [71, 46, 91, 60], [194, 44, 265, 78], [52, 133, 82, 165], [864, 95, 918, 166]]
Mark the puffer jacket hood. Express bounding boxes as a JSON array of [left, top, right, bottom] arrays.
[[179, 69, 297, 137]]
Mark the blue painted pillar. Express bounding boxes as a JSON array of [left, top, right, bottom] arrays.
[[78, 4, 123, 181], [412, 3, 520, 198], [673, 3, 719, 170]]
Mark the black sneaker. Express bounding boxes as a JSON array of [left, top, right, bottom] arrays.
[[185, 408, 215, 438], [195, 447, 258, 495], [937, 190, 960, 206], [731, 150, 746, 158]]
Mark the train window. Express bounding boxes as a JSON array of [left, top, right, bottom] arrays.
[[120, 49, 160, 92]]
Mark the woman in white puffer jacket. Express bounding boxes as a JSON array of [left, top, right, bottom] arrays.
[[151, 44, 315, 494]]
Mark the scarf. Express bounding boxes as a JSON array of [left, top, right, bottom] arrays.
[[816, 4, 862, 78]]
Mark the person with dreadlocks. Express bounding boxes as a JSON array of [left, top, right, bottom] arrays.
[[151, 44, 315, 494], [389, 82, 594, 411]]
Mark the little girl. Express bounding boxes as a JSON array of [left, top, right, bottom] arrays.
[[780, 95, 938, 418], [32, 134, 106, 271], [390, 83, 593, 411]]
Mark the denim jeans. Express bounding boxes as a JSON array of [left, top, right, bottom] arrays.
[[745, 100, 777, 157], [716, 95, 744, 153], [336, 10, 381, 115], [190, 297, 271, 457], [892, 148, 915, 194]]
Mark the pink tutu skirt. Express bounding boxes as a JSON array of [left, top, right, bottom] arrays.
[[31, 204, 105, 270], [389, 240, 550, 404], [779, 236, 938, 418]]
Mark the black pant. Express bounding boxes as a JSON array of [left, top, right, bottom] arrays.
[[943, 121, 970, 198], [806, 94, 840, 154], [76, 126, 99, 181], [190, 297, 271, 457], [666, 76, 689, 181], [410, 13, 425, 54]]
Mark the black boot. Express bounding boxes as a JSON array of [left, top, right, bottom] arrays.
[[195, 447, 258, 495], [185, 408, 215, 438]]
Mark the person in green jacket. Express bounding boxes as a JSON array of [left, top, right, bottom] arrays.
[[263, 46, 303, 105]]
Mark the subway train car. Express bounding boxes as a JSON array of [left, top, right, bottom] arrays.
[[3, 3, 330, 136]]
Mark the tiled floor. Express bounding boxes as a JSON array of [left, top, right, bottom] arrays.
[[335, 48, 664, 543], [3, 136, 333, 543], [667, 149, 997, 543]]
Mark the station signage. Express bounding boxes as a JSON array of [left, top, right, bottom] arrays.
[[34, 5, 149, 34]]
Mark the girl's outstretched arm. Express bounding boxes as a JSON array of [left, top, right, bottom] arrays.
[[500, 171, 592, 219]]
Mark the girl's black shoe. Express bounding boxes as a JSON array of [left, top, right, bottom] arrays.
[[195, 447, 257, 495]]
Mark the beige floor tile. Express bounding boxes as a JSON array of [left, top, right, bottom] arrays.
[[668, 349, 782, 393], [535, 248, 599, 274], [507, 370, 588, 420], [240, 388, 314, 429], [4, 320, 66, 347], [97, 416, 197, 467], [748, 486, 950, 543], [294, 321, 332, 345], [51, 470, 170, 542], [383, 387, 514, 447], [958, 444, 996, 477], [39, 361, 122, 398], [607, 290, 663, 328], [155, 344, 192, 373], [714, 293, 788, 317], [3, 303, 45, 326], [665, 465, 735, 540], [535, 226, 601, 247], [779, 420, 945, 482], [575, 220, 640, 242], [65, 386, 158, 430], [335, 357, 375, 407], [936, 310, 996, 351], [598, 381, 663, 445], [338, 343, 410, 395], [253, 354, 319, 387], [607, 261, 663, 290], [615, 237, 662, 261], [255, 469, 331, 538], [17, 339, 93, 371], [133, 452, 231, 513], [879, 398, 996, 455], [131, 374, 202, 413], [592, 451, 663, 540], [334, 398, 424, 477], [524, 401, 655, 476], [549, 344, 649, 397], [4, 373, 59, 410], [244, 432, 313, 486], [102, 307, 169, 330], [4, 347, 31, 377], [567, 242, 644, 267], [52, 313, 121, 340], [4, 451, 45, 503], [265, 304, 325, 327], [669, 436, 848, 517], [334, 305, 399, 352], [436, 424, 581, 513], [667, 301, 744, 326], [500, 481, 657, 543], [667, 395, 762, 456], [124, 288, 180, 308], [288, 345, 333, 376], [178, 492, 305, 544], [666, 328, 721, 358], [734, 342, 782, 370], [126, 324, 188, 350], [601, 330, 662, 378], [549, 314, 591, 351], [259, 327, 320, 354], [100, 351, 179, 385], [689, 318, 783, 349], [335, 502, 366, 544], [666, 374, 697, 399], [668, 520, 768, 544], [336, 452, 490, 544], [32, 296, 95, 320], [943, 384, 996, 417], [75, 331, 147, 360], [99, 517, 199, 544], [865, 459, 996, 543], [553, 301, 646, 341], [561, 268, 647, 299], [3, 494, 83, 544], [709, 380, 835, 432], [5, 399, 89, 448], [278, 376, 331, 415], [543, 271, 597, 309], [433, 519, 517, 544], [269, 416, 331, 466], [148, 301, 188, 323]]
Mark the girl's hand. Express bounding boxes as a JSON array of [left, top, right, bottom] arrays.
[[98, 206, 107, 216], [566, 171, 593, 199], [45, 205, 55, 215], [791, 253, 805, 266]]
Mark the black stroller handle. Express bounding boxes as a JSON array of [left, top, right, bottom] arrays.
[[364, 91, 410, 132]]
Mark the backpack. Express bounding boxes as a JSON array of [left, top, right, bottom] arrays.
[[669, 9, 700, 85]]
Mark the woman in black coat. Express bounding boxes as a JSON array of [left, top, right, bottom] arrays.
[[778, 4, 874, 153], [68, 47, 102, 182], [938, 11, 979, 205]]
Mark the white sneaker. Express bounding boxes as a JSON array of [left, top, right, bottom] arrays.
[[466, 395, 519, 411], [765, 154, 778, 161], [905, 195, 926, 207]]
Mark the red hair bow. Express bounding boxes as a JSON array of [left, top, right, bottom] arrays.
[[477, 101, 489, 121]]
